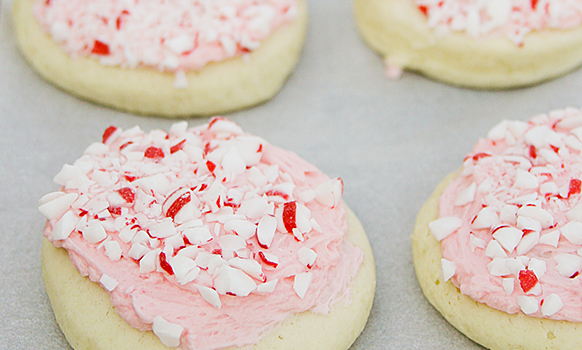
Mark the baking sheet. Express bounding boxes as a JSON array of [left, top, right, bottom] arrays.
[[3, 0, 582, 348]]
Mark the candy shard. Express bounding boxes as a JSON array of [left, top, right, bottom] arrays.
[[39, 193, 78, 220], [314, 177, 343, 208], [517, 296, 539, 315], [293, 272, 312, 299], [82, 222, 107, 244], [51, 211, 78, 240], [195, 285, 222, 309], [428, 217, 462, 241], [454, 182, 476, 206], [553, 254, 582, 277], [99, 274, 119, 292], [152, 316, 183, 348], [541, 294, 564, 316], [560, 221, 582, 245], [256, 215, 277, 248], [471, 207, 500, 229], [297, 247, 317, 268], [214, 265, 256, 297], [492, 226, 523, 253], [441, 259, 455, 282], [256, 279, 278, 293]]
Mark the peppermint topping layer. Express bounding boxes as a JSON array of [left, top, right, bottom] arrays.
[[432, 107, 582, 321], [34, 0, 298, 73], [39, 118, 362, 350], [414, 0, 582, 45]]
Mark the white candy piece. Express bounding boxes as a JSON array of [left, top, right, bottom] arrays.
[[214, 265, 256, 297], [553, 254, 582, 277], [492, 226, 523, 253], [566, 203, 582, 222], [314, 177, 343, 208], [541, 294, 564, 317], [183, 226, 213, 245], [195, 285, 222, 309], [140, 249, 161, 274], [256, 215, 277, 248], [219, 235, 247, 252], [169, 256, 199, 284], [103, 241, 122, 261], [54, 164, 86, 186], [516, 231, 540, 255], [487, 258, 511, 276], [517, 296, 539, 315], [51, 211, 78, 240], [560, 221, 582, 245], [152, 316, 184, 348], [82, 222, 108, 244], [471, 207, 500, 229], [228, 257, 265, 281], [256, 279, 278, 293], [502, 278, 514, 295], [516, 216, 542, 233], [293, 272, 312, 299], [528, 258, 547, 279], [99, 274, 119, 292], [539, 182, 559, 196], [167, 34, 195, 54], [39, 193, 78, 220], [513, 169, 538, 190], [297, 247, 317, 268], [149, 219, 178, 239], [539, 230, 560, 247], [499, 205, 518, 225], [176, 246, 201, 260], [128, 243, 149, 261], [428, 217, 462, 241], [238, 196, 272, 220], [224, 219, 256, 240], [469, 234, 487, 252], [505, 258, 525, 277], [441, 259, 455, 282], [455, 182, 477, 206]]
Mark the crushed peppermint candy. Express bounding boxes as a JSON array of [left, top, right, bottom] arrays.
[[414, 0, 582, 45], [39, 118, 363, 350], [33, 0, 298, 77], [433, 107, 582, 322]]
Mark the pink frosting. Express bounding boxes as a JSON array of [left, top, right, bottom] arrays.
[[33, 0, 298, 72], [39, 118, 363, 350], [413, 0, 582, 45], [436, 107, 582, 322]]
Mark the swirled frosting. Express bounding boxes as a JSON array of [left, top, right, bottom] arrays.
[[39, 118, 362, 350], [432, 107, 582, 321]]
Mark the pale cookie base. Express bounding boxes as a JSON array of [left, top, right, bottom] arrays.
[[41, 206, 376, 350], [354, 0, 582, 89], [12, 0, 307, 117], [412, 172, 582, 350]]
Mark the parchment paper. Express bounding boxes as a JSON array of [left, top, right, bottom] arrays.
[[2, 0, 582, 348]]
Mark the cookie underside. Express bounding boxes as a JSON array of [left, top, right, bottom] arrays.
[[354, 0, 582, 89], [412, 172, 582, 350], [12, 0, 307, 117], [41, 206, 376, 350]]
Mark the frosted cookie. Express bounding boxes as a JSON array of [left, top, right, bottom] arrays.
[[13, 0, 307, 117], [412, 107, 582, 349], [354, 0, 582, 88], [38, 118, 376, 350]]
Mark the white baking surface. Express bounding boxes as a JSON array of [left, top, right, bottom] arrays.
[[3, 0, 582, 349]]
